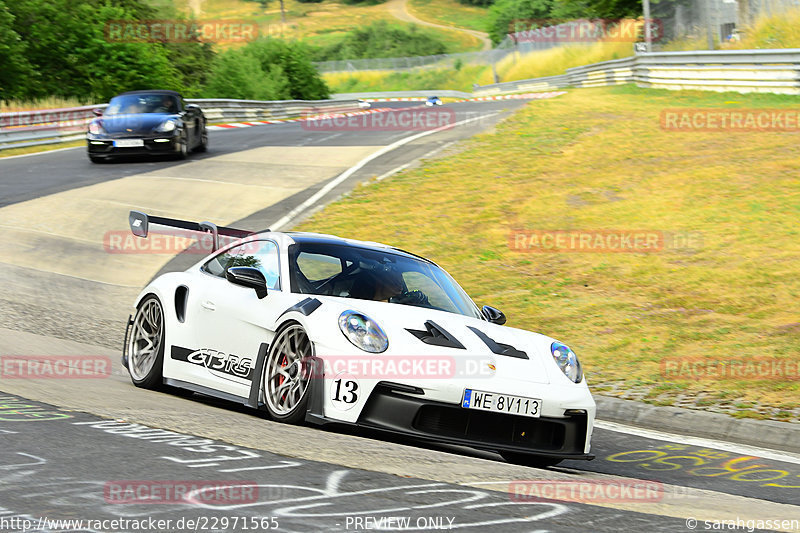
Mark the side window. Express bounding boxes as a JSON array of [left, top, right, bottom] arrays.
[[296, 252, 342, 281], [202, 240, 281, 290]]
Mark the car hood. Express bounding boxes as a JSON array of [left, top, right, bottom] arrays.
[[98, 113, 178, 134], [310, 296, 561, 385]]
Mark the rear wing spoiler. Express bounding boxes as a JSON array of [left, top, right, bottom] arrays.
[[128, 210, 258, 252]]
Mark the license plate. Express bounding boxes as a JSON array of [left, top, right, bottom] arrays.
[[462, 389, 541, 418], [113, 139, 144, 148]]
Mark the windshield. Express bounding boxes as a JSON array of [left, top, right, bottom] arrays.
[[288, 242, 482, 319], [105, 94, 179, 115]]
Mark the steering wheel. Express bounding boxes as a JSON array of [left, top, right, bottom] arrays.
[[390, 290, 429, 306]]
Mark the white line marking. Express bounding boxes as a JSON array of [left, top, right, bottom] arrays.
[[594, 420, 800, 464], [269, 112, 500, 231]]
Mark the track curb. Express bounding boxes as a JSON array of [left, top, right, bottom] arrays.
[[595, 395, 800, 454]]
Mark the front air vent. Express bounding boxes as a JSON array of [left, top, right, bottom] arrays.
[[406, 321, 465, 349], [467, 326, 528, 359]]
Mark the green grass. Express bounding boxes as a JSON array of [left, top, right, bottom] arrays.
[[407, 0, 488, 33], [324, 65, 486, 92], [148, 0, 483, 52], [295, 85, 800, 413]]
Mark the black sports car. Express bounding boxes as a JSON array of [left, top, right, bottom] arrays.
[[87, 90, 207, 163]]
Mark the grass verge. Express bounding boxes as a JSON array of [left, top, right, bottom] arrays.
[[0, 140, 85, 159], [324, 65, 486, 93], [295, 85, 800, 421], [407, 0, 488, 33]]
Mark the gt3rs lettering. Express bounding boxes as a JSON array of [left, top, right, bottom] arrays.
[[171, 346, 253, 380]]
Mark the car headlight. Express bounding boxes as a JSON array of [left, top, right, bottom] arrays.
[[551, 341, 582, 383], [88, 120, 104, 135], [156, 119, 178, 132], [338, 310, 388, 353]]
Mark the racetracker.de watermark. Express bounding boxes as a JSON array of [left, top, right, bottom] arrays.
[[105, 19, 258, 43], [0, 356, 111, 379], [661, 109, 800, 131], [509, 479, 665, 503], [104, 480, 258, 505], [311, 355, 496, 380], [509, 18, 663, 43], [302, 108, 456, 131], [661, 357, 800, 382], [509, 229, 703, 253], [103, 230, 258, 255]]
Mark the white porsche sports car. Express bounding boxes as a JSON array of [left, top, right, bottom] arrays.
[[123, 211, 595, 466]]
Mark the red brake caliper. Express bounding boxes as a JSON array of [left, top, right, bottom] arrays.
[[278, 355, 288, 401]]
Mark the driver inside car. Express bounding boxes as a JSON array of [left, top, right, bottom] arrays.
[[372, 267, 430, 306]]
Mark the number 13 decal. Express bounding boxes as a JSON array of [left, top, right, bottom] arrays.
[[332, 378, 359, 404]]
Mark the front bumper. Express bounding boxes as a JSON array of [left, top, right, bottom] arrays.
[[309, 380, 593, 460], [87, 134, 180, 157]]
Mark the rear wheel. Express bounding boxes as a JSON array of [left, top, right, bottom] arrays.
[[500, 452, 563, 468], [262, 323, 313, 424], [127, 295, 165, 389]]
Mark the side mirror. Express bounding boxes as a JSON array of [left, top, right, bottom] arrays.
[[226, 267, 268, 299], [92, 108, 104, 117], [481, 305, 506, 325]]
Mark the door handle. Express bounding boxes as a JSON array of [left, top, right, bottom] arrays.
[[201, 301, 216, 311]]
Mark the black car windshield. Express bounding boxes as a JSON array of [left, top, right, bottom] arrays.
[[105, 94, 179, 115], [289, 242, 482, 319]]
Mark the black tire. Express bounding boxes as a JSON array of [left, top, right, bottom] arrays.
[[175, 132, 189, 160], [194, 125, 208, 153], [261, 322, 313, 424], [500, 452, 563, 468], [88, 155, 107, 163], [126, 295, 165, 389]]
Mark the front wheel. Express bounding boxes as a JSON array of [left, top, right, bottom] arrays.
[[175, 132, 188, 159], [262, 323, 313, 424], [127, 295, 165, 389], [500, 451, 563, 468], [194, 123, 208, 153]]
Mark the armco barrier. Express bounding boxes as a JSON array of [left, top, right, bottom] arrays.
[[474, 48, 800, 96], [0, 98, 362, 151]]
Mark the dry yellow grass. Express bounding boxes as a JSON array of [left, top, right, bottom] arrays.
[[295, 85, 800, 418], [478, 41, 633, 85], [158, 0, 482, 51]]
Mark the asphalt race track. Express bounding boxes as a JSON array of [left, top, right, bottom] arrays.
[[0, 100, 798, 533]]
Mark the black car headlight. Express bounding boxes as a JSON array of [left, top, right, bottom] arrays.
[[88, 120, 104, 135], [156, 119, 178, 133], [551, 341, 582, 383], [338, 310, 388, 353]]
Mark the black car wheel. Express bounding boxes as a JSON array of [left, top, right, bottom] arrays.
[[88, 154, 107, 164], [176, 132, 189, 160], [194, 126, 208, 153]]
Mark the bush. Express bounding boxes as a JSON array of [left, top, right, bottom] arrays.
[[313, 21, 448, 60], [205, 38, 329, 100]]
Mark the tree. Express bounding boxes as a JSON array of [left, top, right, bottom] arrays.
[[0, 0, 34, 101]]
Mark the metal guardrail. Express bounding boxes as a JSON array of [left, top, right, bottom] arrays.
[[474, 48, 800, 96], [0, 98, 363, 151]]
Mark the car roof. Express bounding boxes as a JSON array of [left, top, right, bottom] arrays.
[[117, 90, 182, 97], [284, 232, 434, 264]]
